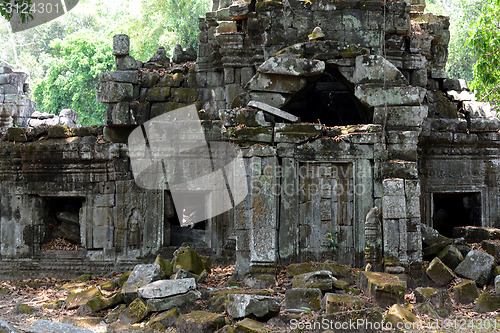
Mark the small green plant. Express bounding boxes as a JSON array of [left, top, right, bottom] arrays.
[[326, 230, 341, 253]]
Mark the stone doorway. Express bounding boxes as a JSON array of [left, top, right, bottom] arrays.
[[432, 192, 481, 237]]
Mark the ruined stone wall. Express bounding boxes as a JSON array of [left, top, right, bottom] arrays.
[[0, 66, 36, 129], [0, 126, 164, 277]]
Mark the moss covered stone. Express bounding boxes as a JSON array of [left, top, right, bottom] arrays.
[[148, 307, 179, 328], [176, 311, 226, 332], [118, 298, 148, 325], [453, 280, 479, 305], [157, 73, 184, 87], [292, 271, 335, 292], [426, 257, 456, 286], [87, 292, 124, 313], [235, 318, 267, 332], [414, 287, 437, 303], [437, 245, 464, 270], [170, 88, 199, 104], [333, 279, 350, 290], [255, 0, 282, 12], [172, 246, 207, 275], [384, 304, 418, 327], [66, 287, 101, 309], [207, 290, 271, 313], [15, 303, 34, 314], [76, 274, 92, 282], [476, 293, 500, 313], [146, 87, 171, 102], [43, 300, 65, 309], [357, 271, 406, 307], [106, 304, 126, 324], [6, 127, 28, 142], [48, 125, 72, 138], [322, 293, 368, 314], [287, 260, 354, 283], [154, 254, 173, 278], [284, 288, 322, 311]]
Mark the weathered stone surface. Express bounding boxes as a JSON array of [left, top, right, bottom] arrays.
[[384, 304, 418, 327], [292, 270, 335, 292], [284, 288, 322, 311], [455, 250, 495, 287], [118, 298, 148, 325], [358, 271, 406, 307], [426, 257, 455, 286], [248, 92, 288, 108], [149, 46, 170, 63], [274, 123, 323, 143], [86, 292, 124, 313], [257, 57, 324, 78], [447, 90, 476, 102], [121, 264, 165, 302], [138, 278, 196, 299], [154, 255, 173, 278], [355, 84, 426, 107], [29, 320, 93, 333], [437, 245, 463, 270], [353, 55, 407, 84], [373, 105, 428, 127], [322, 293, 369, 314], [176, 311, 226, 333], [482, 240, 500, 257], [246, 73, 307, 94], [98, 82, 134, 103], [476, 293, 500, 313], [226, 294, 281, 319], [100, 71, 139, 84], [148, 307, 179, 328], [495, 275, 500, 296], [413, 287, 452, 317], [116, 55, 139, 71], [463, 101, 494, 119], [172, 246, 209, 275], [171, 269, 196, 280], [0, 320, 19, 333], [235, 318, 266, 332], [247, 100, 299, 122], [113, 34, 130, 56], [443, 78, 468, 91], [454, 226, 500, 243], [453, 280, 479, 304], [220, 108, 271, 127], [66, 287, 101, 309], [146, 290, 202, 313]]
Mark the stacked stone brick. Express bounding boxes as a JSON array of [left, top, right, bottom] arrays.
[[0, 66, 36, 129]]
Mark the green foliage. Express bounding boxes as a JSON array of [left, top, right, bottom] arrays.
[[326, 231, 341, 253], [32, 29, 115, 125], [127, 0, 211, 61], [0, 0, 33, 23], [468, 0, 500, 105], [425, 0, 481, 81]]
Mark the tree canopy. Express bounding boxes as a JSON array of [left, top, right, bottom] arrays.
[[468, 0, 500, 105]]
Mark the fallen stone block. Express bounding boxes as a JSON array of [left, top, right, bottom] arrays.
[[29, 320, 93, 333], [138, 278, 196, 299], [66, 287, 101, 309], [146, 290, 201, 313], [172, 246, 210, 275], [384, 304, 419, 328], [0, 320, 19, 333], [118, 298, 148, 325], [476, 293, 500, 313], [426, 257, 456, 286], [121, 264, 165, 302], [357, 271, 406, 307], [284, 288, 322, 311], [413, 287, 452, 317], [353, 55, 407, 84], [355, 84, 426, 107], [437, 245, 463, 270], [453, 280, 479, 305], [235, 318, 267, 332], [481, 240, 500, 257], [148, 308, 179, 328], [292, 270, 335, 292], [455, 250, 494, 287], [247, 100, 299, 122], [453, 226, 500, 242], [176, 311, 226, 333], [322, 293, 369, 314], [226, 294, 281, 319]]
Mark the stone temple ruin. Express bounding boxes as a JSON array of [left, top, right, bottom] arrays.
[[0, 0, 499, 283]]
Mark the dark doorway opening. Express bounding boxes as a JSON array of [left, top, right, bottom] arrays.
[[170, 192, 207, 246], [283, 71, 371, 126], [432, 192, 481, 237], [42, 197, 84, 250]]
